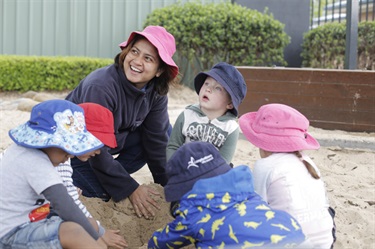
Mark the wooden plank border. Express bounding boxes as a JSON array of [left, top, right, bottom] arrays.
[[237, 67, 375, 132]]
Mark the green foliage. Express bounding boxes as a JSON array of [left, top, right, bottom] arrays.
[[301, 21, 375, 70], [144, 2, 290, 78], [0, 55, 112, 92], [357, 22, 375, 70]]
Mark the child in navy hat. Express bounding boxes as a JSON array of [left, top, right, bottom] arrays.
[[149, 141, 312, 249], [167, 62, 247, 163], [0, 100, 107, 249]]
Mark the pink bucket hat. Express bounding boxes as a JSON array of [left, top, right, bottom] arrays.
[[119, 25, 179, 78], [239, 103, 320, 152]]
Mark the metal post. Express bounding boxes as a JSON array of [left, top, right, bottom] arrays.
[[344, 0, 358, 69]]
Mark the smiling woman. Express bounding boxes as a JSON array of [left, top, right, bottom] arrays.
[[65, 25, 180, 220]]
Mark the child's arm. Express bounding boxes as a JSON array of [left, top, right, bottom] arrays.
[[166, 112, 185, 161], [42, 183, 100, 240], [88, 218, 128, 249], [56, 163, 92, 217], [218, 127, 239, 163]]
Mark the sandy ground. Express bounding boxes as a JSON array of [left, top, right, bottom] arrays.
[[0, 85, 374, 248]]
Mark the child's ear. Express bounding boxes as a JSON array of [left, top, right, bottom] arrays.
[[227, 102, 234, 110]]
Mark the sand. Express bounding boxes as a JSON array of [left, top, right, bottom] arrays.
[[0, 85, 374, 248]]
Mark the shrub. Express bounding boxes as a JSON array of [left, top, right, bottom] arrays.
[[144, 2, 290, 86], [301, 21, 375, 70], [0, 55, 112, 92]]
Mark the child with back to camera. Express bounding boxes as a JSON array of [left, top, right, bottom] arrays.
[[239, 103, 336, 249], [0, 99, 107, 249], [149, 141, 312, 248], [166, 62, 247, 163], [53, 102, 127, 249]]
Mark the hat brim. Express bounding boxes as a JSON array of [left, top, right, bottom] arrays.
[[239, 112, 320, 152], [119, 32, 178, 78], [9, 123, 103, 156], [164, 162, 232, 202], [90, 130, 117, 148], [194, 71, 238, 116]]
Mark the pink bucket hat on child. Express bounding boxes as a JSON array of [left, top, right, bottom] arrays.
[[119, 25, 179, 78], [239, 103, 320, 152], [9, 99, 103, 156], [78, 103, 117, 149]]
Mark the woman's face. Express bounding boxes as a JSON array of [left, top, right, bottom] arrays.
[[123, 38, 163, 89]]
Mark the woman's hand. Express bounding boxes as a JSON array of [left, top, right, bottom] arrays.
[[129, 185, 161, 219], [102, 229, 128, 249]]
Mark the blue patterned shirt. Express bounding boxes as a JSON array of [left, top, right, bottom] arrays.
[[148, 166, 307, 248]]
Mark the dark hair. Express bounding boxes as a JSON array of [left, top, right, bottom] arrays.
[[169, 201, 180, 218], [115, 35, 179, 95], [294, 151, 320, 179]]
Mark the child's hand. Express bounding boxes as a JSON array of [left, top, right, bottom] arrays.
[[97, 237, 108, 249], [102, 229, 128, 249], [77, 187, 82, 197]]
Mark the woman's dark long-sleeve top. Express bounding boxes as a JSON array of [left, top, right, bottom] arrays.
[[66, 62, 169, 202]]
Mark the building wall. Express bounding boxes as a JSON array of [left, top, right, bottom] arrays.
[[234, 0, 310, 68], [0, 0, 225, 59]]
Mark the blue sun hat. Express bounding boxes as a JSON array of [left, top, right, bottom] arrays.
[[9, 99, 103, 156]]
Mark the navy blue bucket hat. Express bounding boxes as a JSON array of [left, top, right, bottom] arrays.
[[164, 141, 232, 202], [194, 62, 247, 116]]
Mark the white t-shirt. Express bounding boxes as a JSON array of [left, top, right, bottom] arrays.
[[253, 152, 334, 249], [0, 144, 63, 238]]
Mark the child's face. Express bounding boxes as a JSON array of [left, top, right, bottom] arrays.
[[198, 77, 233, 115], [41, 147, 74, 166], [76, 149, 101, 162]]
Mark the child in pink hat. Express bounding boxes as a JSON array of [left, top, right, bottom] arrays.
[[66, 25, 179, 219], [239, 103, 336, 249]]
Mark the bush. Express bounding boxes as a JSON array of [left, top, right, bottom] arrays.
[[301, 21, 375, 70], [0, 55, 112, 92], [144, 2, 290, 86]]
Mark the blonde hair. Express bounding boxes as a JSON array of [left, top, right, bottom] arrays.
[[294, 151, 320, 179]]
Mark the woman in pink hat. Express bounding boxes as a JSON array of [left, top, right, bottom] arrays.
[[65, 26, 179, 219], [239, 103, 336, 249]]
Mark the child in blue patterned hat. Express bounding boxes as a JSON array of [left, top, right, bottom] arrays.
[[149, 141, 312, 249], [166, 62, 247, 164], [0, 99, 107, 249]]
